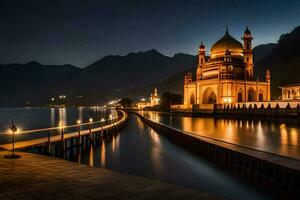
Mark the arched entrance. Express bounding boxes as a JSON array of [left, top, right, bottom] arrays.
[[202, 87, 217, 104], [190, 94, 195, 105], [247, 88, 255, 102]]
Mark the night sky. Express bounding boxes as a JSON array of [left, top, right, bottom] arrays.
[[0, 0, 300, 67]]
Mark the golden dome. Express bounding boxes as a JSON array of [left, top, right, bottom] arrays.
[[210, 30, 243, 59]]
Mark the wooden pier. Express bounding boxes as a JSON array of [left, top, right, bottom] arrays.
[[0, 151, 222, 200], [0, 110, 128, 151]]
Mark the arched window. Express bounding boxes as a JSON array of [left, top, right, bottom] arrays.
[[246, 43, 249, 50], [237, 92, 243, 102], [247, 89, 255, 102], [259, 93, 263, 101]]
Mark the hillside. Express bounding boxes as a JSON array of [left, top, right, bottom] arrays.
[[0, 61, 80, 106], [0, 51, 196, 106], [256, 26, 300, 97]]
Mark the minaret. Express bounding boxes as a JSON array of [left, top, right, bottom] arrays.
[[196, 42, 206, 80], [154, 87, 158, 97], [242, 26, 253, 80], [266, 69, 271, 101]]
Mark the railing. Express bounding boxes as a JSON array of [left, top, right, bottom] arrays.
[[0, 110, 128, 150]]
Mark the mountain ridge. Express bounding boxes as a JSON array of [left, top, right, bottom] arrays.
[[1, 25, 300, 106]]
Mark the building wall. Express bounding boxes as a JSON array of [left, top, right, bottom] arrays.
[[281, 86, 300, 101], [184, 82, 196, 107], [184, 79, 270, 109]]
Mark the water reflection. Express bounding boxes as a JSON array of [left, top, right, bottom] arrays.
[[100, 140, 106, 167], [58, 108, 67, 126], [141, 111, 300, 160], [61, 115, 273, 200], [88, 144, 94, 167]]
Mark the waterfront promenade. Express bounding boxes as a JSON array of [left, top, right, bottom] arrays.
[[0, 151, 221, 200], [134, 111, 300, 191]]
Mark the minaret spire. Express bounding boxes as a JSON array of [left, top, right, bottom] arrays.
[[225, 25, 229, 35]]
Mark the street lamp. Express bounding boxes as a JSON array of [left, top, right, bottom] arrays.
[[60, 122, 64, 140], [100, 118, 105, 132], [4, 121, 21, 159], [109, 114, 113, 125], [77, 119, 81, 144], [89, 117, 93, 136]]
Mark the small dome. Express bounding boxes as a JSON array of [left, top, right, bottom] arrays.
[[210, 30, 243, 59]]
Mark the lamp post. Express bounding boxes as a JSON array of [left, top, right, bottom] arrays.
[[60, 122, 64, 140], [60, 122, 65, 154], [109, 114, 113, 125], [89, 117, 93, 142], [101, 118, 105, 132], [5, 121, 21, 158], [77, 119, 81, 145]]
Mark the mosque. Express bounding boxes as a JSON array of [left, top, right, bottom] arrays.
[[182, 27, 271, 109]]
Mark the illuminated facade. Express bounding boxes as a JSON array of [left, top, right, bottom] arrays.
[[183, 27, 271, 109], [150, 87, 159, 106], [280, 84, 300, 101], [136, 87, 160, 109]]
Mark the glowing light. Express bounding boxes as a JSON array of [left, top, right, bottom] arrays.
[[101, 118, 105, 122], [89, 118, 93, 123], [109, 114, 113, 119], [280, 123, 286, 129], [77, 119, 81, 124], [59, 121, 64, 128], [223, 97, 232, 103]]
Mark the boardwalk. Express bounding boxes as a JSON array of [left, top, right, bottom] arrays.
[[0, 151, 222, 200], [0, 110, 128, 151]]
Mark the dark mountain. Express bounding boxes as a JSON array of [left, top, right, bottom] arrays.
[[73, 49, 196, 91], [0, 61, 80, 106], [1, 25, 300, 106], [256, 26, 300, 97], [62, 50, 196, 104], [0, 50, 196, 106], [253, 43, 277, 64]]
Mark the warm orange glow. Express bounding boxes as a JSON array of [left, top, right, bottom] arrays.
[[100, 141, 106, 166], [77, 119, 81, 124], [59, 121, 64, 129], [223, 97, 232, 103]]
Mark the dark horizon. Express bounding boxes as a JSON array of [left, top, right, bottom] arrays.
[[0, 0, 300, 67]]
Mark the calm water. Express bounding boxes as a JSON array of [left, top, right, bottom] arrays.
[[0, 107, 115, 144], [1, 108, 298, 199], [141, 111, 300, 160], [63, 115, 273, 200]]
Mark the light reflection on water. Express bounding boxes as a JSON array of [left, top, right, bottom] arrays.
[[63, 115, 273, 200], [141, 111, 300, 160]]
